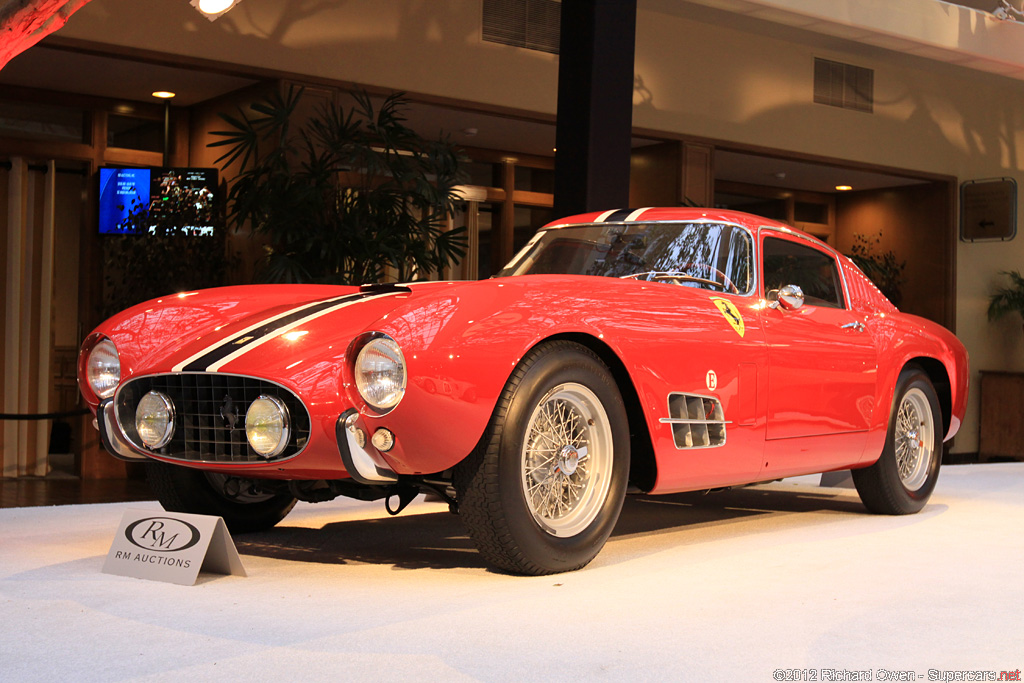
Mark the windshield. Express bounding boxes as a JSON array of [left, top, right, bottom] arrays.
[[498, 221, 753, 295]]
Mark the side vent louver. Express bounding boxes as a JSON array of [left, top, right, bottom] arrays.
[[659, 393, 727, 450], [482, 0, 561, 54], [814, 57, 873, 113]]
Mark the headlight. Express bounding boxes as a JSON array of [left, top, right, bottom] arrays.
[[135, 391, 174, 449], [86, 339, 120, 399], [355, 336, 407, 411], [245, 395, 291, 458]]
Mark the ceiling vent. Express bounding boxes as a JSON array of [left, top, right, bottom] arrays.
[[814, 58, 874, 113], [482, 0, 561, 55]]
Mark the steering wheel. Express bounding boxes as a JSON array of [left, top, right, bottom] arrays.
[[649, 273, 736, 292], [678, 263, 738, 293], [620, 264, 739, 294]]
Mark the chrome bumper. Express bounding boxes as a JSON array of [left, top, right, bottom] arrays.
[[97, 400, 151, 462]]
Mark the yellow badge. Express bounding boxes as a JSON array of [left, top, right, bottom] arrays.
[[711, 297, 745, 338]]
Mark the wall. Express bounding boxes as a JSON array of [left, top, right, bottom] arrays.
[[56, 0, 1024, 454], [835, 183, 954, 328]]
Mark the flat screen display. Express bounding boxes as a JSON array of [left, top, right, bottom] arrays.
[[98, 167, 218, 235]]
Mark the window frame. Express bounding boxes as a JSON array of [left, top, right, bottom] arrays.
[[759, 228, 849, 310]]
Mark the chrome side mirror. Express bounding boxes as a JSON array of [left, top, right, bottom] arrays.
[[767, 284, 805, 311]]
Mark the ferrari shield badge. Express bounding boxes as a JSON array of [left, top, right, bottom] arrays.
[[710, 297, 744, 338]]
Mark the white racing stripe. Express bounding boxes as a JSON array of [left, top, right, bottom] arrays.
[[205, 294, 393, 370], [171, 292, 400, 373]]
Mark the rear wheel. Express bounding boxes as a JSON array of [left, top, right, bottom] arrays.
[[454, 341, 630, 575], [145, 461, 296, 533], [853, 367, 942, 515]]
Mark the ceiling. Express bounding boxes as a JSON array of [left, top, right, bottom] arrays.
[[0, 27, 934, 195], [0, 45, 258, 107]]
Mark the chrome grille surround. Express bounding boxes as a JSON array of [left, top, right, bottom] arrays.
[[114, 373, 311, 464]]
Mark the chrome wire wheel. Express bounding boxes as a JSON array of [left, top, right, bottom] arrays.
[[894, 387, 934, 491], [520, 382, 613, 537]]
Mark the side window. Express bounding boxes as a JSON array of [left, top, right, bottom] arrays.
[[762, 236, 845, 308]]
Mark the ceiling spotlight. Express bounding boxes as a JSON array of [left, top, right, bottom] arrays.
[[190, 0, 242, 21], [151, 91, 176, 99], [835, 185, 853, 191]]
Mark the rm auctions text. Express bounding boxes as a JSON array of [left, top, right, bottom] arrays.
[[772, 669, 1021, 682]]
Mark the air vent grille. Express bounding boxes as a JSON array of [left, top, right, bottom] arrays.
[[483, 0, 561, 54], [659, 393, 727, 450], [814, 57, 873, 113]]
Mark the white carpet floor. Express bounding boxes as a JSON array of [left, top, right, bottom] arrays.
[[2, 463, 1022, 682]]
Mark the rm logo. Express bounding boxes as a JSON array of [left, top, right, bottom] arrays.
[[126, 517, 202, 552]]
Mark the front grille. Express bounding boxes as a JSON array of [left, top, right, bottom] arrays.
[[115, 373, 311, 464]]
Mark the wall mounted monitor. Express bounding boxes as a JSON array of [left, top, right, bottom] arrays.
[[98, 167, 218, 236]]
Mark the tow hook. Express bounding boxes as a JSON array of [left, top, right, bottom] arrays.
[[385, 484, 420, 516]]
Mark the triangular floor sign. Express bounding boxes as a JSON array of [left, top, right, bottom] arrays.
[[102, 509, 247, 586]]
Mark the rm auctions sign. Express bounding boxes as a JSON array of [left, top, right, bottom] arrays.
[[102, 509, 247, 585]]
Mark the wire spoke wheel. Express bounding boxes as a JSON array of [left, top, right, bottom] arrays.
[[521, 383, 613, 537], [852, 367, 942, 515], [893, 388, 934, 491], [453, 341, 630, 575]]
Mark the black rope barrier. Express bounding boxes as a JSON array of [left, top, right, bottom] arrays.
[[0, 408, 91, 421]]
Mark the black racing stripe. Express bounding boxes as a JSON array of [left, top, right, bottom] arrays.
[[601, 209, 634, 222], [181, 292, 369, 372]]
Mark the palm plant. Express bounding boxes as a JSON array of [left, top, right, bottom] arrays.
[[209, 86, 467, 285], [988, 270, 1024, 329]]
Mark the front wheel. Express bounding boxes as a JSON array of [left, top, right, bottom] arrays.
[[853, 367, 943, 515], [454, 341, 630, 575], [145, 461, 297, 533]]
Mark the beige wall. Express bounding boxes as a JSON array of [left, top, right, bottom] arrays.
[[58, 0, 1024, 453]]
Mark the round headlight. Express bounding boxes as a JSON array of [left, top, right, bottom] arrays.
[[86, 339, 120, 399], [245, 395, 291, 458], [135, 391, 175, 449], [355, 336, 407, 411]]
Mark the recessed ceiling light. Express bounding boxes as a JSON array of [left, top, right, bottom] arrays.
[[190, 0, 242, 21], [835, 185, 853, 191], [152, 91, 176, 99]]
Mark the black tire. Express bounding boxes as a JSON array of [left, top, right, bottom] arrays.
[[853, 367, 943, 515], [454, 341, 630, 575], [145, 461, 297, 533]]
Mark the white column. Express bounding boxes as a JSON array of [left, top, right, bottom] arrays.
[[3, 158, 26, 477], [34, 160, 57, 476]]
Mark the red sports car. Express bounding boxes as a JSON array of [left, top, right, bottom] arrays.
[[79, 208, 969, 574]]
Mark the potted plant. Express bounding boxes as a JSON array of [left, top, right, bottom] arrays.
[[988, 270, 1024, 332], [210, 86, 467, 285], [846, 233, 906, 307]]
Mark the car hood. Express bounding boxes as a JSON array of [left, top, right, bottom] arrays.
[[98, 275, 727, 387]]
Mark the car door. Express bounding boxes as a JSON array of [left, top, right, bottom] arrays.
[[758, 232, 878, 474]]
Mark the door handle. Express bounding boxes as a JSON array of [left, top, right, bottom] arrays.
[[841, 321, 866, 332]]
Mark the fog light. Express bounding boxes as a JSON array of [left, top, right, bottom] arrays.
[[246, 395, 291, 458], [135, 391, 175, 449], [371, 428, 395, 452]]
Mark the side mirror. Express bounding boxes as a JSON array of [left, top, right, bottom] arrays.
[[767, 284, 805, 311]]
